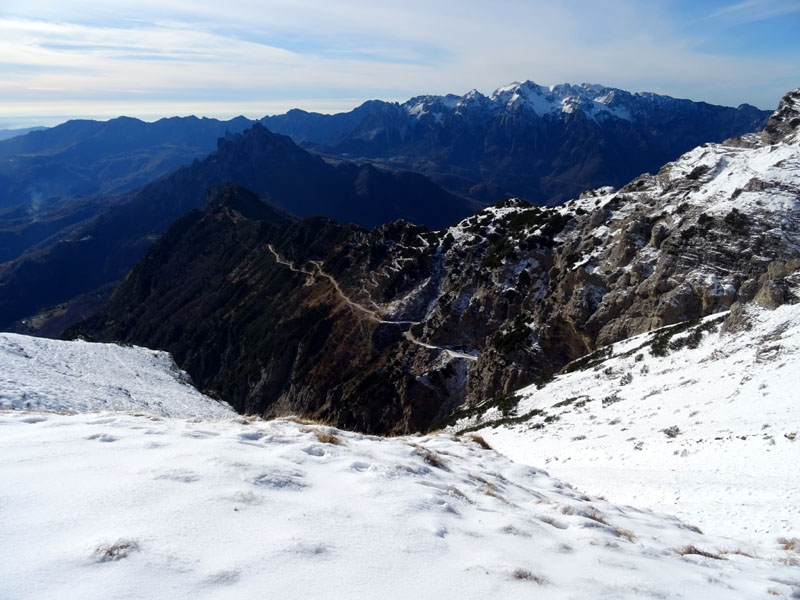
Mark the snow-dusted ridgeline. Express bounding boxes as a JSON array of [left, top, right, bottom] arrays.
[[0, 333, 234, 418]]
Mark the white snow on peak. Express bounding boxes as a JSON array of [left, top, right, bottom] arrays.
[[494, 80, 523, 95], [440, 94, 460, 109], [402, 81, 637, 121], [406, 102, 426, 118], [487, 80, 634, 121]]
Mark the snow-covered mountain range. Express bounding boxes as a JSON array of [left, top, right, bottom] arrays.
[[263, 80, 770, 204], [406, 81, 701, 123]]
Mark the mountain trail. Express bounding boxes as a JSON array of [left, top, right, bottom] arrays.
[[268, 245, 477, 361]]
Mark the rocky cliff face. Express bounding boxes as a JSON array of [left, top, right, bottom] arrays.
[[77, 90, 800, 434]]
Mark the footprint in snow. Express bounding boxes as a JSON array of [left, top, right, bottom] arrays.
[[302, 445, 325, 457], [238, 431, 267, 442], [91, 539, 139, 563], [20, 416, 47, 424], [349, 461, 371, 472], [154, 469, 200, 483], [182, 430, 219, 439], [85, 433, 117, 443], [287, 541, 332, 557], [227, 491, 265, 506], [205, 569, 241, 585], [252, 470, 307, 490]]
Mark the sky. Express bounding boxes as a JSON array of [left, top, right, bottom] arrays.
[[0, 0, 799, 129]]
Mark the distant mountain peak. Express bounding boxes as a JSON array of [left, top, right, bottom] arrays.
[[203, 183, 292, 225], [401, 79, 641, 122]]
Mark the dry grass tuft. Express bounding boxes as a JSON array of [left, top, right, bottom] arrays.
[[678, 520, 703, 534], [314, 430, 342, 445], [483, 487, 511, 504], [778, 537, 800, 552], [468, 434, 493, 450], [718, 547, 755, 558], [590, 539, 619, 549], [446, 486, 470, 502], [287, 415, 326, 426], [583, 509, 608, 525], [512, 568, 546, 584], [613, 527, 636, 542], [411, 444, 449, 470], [560, 505, 575, 516], [238, 415, 265, 425], [675, 545, 723, 560]]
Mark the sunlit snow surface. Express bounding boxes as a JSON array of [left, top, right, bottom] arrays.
[[0, 333, 233, 418], [1, 336, 799, 598], [2, 413, 799, 599], [465, 302, 800, 557]]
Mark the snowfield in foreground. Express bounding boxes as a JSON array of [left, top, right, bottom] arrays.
[[0, 333, 233, 418], [457, 301, 800, 555], [1, 318, 798, 598], [1, 412, 799, 600]]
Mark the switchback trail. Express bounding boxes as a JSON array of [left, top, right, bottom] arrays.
[[267, 245, 478, 362]]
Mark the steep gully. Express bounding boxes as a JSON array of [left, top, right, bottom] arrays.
[[266, 245, 478, 362]]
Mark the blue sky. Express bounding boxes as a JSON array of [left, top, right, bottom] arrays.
[[0, 0, 798, 128]]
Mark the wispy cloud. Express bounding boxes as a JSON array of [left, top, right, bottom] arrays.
[[710, 0, 800, 23], [0, 0, 797, 122]]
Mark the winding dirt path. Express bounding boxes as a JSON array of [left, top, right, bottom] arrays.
[[267, 244, 478, 362]]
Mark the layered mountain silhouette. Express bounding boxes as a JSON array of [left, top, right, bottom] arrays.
[[0, 82, 769, 268], [73, 88, 800, 434], [0, 115, 255, 212], [0, 115, 255, 264], [0, 124, 475, 331]]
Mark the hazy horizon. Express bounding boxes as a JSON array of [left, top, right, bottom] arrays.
[[0, 79, 788, 132], [1, 0, 799, 130]]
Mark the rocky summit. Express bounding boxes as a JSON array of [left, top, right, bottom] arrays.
[[74, 89, 799, 435]]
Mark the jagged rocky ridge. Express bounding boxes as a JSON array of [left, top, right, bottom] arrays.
[[76, 89, 800, 434], [263, 80, 770, 204]]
